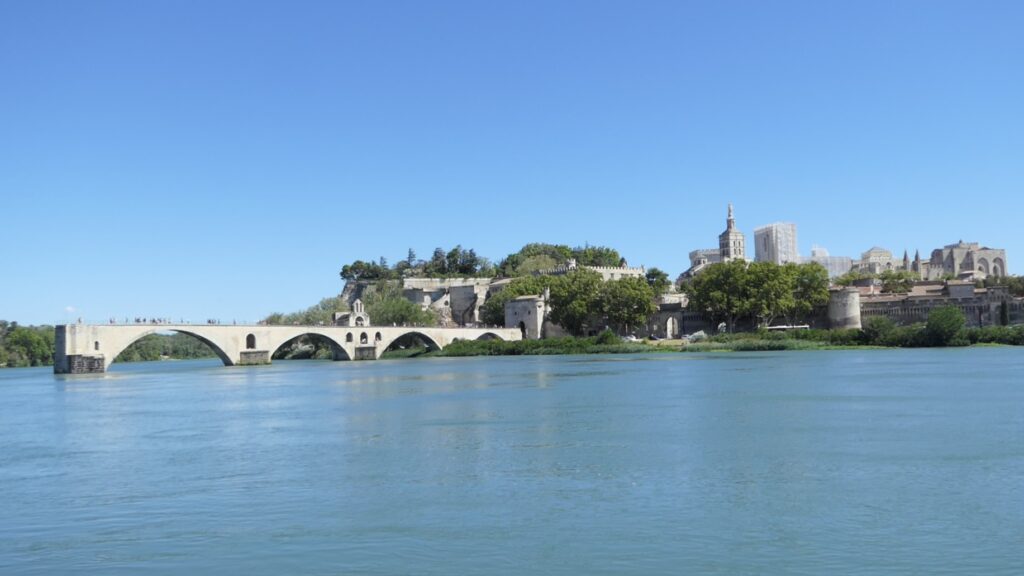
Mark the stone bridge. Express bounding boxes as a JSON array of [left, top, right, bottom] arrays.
[[54, 323, 521, 374]]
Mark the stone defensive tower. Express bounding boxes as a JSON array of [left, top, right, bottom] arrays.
[[828, 288, 862, 330]]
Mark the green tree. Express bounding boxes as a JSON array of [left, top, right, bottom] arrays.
[[572, 245, 622, 267], [480, 275, 552, 326], [424, 247, 448, 276], [746, 261, 793, 327], [787, 262, 830, 323], [683, 260, 751, 332], [516, 254, 559, 275], [265, 297, 348, 325], [645, 267, 671, 295], [548, 269, 603, 336], [980, 275, 1024, 297], [3, 326, 53, 367], [861, 316, 896, 345], [498, 243, 573, 277], [340, 260, 393, 281], [363, 281, 438, 326], [926, 306, 966, 346], [601, 277, 656, 334], [879, 270, 917, 293], [835, 269, 874, 286]]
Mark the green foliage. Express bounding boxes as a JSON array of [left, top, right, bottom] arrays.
[[343, 246, 495, 281], [746, 261, 793, 326], [516, 254, 560, 275], [645, 267, 671, 295], [964, 325, 1024, 346], [861, 316, 896, 343], [979, 275, 1024, 297], [601, 276, 657, 333], [115, 333, 219, 363], [684, 261, 831, 331], [547, 269, 603, 336], [498, 243, 574, 277], [683, 260, 750, 331], [594, 329, 620, 345], [363, 281, 438, 326], [835, 269, 874, 286], [0, 323, 55, 367], [878, 270, 918, 293], [925, 306, 967, 346], [265, 296, 348, 325], [786, 262, 830, 323], [436, 333, 657, 357], [340, 259, 396, 281], [572, 245, 622, 267], [497, 243, 624, 277], [480, 275, 552, 326]]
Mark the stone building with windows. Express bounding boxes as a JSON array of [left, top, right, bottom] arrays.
[[924, 241, 1008, 280], [853, 246, 896, 274], [855, 281, 1023, 327]]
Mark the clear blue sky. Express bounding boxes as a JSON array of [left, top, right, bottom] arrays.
[[2, 1, 1022, 325]]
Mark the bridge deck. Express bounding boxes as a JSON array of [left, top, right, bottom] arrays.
[[54, 323, 522, 374]]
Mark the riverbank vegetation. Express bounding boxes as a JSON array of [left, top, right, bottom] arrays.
[[682, 306, 1024, 352], [379, 330, 660, 359], [114, 333, 219, 363], [0, 321, 55, 367]]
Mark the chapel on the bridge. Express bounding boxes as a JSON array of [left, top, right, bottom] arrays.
[[333, 299, 371, 327]]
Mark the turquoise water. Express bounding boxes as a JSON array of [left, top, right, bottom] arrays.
[[1, 350, 1022, 575]]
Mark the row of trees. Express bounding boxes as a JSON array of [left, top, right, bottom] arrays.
[[682, 261, 831, 331], [264, 296, 350, 326], [834, 269, 920, 293], [115, 333, 218, 363], [340, 243, 636, 284], [497, 243, 624, 277], [340, 246, 497, 281], [0, 321, 55, 367], [978, 275, 1024, 297], [481, 269, 656, 335]]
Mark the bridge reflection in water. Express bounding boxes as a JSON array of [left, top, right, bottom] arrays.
[[54, 323, 521, 374]]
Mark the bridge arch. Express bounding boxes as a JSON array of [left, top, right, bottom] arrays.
[[379, 330, 443, 355], [106, 328, 234, 369], [268, 331, 350, 361], [475, 332, 501, 341]]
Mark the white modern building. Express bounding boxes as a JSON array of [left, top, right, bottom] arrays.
[[754, 222, 799, 265], [804, 245, 853, 278]]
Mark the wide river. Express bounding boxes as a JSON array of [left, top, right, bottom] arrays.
[[1, 349, 1022, 575]]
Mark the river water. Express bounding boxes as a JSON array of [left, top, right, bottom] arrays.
[[1, 350, 1022, 575]]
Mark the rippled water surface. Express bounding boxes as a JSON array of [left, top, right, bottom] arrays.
[[1, 350, 1022, 575]]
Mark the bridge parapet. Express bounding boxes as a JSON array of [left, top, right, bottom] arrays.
[[54, 324, 520, 374]]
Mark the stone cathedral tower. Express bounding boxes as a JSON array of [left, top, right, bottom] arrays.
[[718, 203, 746, 262]]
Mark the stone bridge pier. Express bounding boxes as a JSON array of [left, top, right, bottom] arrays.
[[54, 323, 520, 374]]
